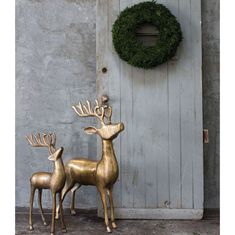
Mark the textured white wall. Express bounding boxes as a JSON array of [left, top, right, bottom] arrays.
[[16, 0, 97, 208]]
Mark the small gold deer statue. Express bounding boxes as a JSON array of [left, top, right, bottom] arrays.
[[56, 100, 124, 233], [26, 133, 67, 235]]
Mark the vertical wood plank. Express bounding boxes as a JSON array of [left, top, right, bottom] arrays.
[[120, 63, 134, 208], [191, 0, 203, 209], [133, 0, 147, 207], [130, 0, 153, 209], [165, 0, 182, 209], [179, 0, 194, 209], [154, 1, 170, 209], [132, 67, 146, 208], [119, 0, 134, 209], [106, 0, 122, 208], [131, 0, 147, 209], [153, 63, 169, 208], [96, 0, 108, 100], [96, 0, 109, 212], [144, 68, 159, 208]]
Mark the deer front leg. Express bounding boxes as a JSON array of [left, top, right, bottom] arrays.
[[50, 192, 56, 235], [38, 189, 47, 226], [59, 192, 67, 233], [56, 178, 75, 219], [29, 185, 36, 231], [98, 186, 111, 233], [107, 187, 117, 229]]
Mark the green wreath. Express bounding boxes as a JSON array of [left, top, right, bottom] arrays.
[[112, 1, 182, 69]]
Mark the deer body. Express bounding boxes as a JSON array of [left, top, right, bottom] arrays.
[[30, 172, 52, 189], [56, 100, 124, 233], [66, 159, 97, 185], [26, 133, 67, 235], [65, 140, 118, 187]]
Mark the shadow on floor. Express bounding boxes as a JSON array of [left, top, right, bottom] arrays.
[[15, 208, 219, 235]]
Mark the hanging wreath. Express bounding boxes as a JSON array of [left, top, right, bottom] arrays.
[[112, 1, 182, 69]]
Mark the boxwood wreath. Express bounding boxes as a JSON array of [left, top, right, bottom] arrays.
[[112, 1, 182, 69]]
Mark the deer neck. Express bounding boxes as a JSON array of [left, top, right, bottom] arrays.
[[101, 139, 116, 162], [99, 139, 119, 184], [53, 158, 65, 174]]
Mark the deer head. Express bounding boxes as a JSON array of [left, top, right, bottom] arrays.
[[48, 147, 64, 161], [72, 100, 124, 140]]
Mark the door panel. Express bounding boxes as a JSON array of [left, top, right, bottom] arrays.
[[97, 0, 203, 219]]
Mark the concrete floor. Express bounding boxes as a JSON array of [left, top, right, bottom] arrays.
[[16, 209, 219, 235]]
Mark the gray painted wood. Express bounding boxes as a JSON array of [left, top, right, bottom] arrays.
[[191, 0, 203, 209], [165, 0, 182, 210], [145, 69, 158, 208], [120, 62, 134, 208], [179, 0, 194, 209], [107, 0, 122, 208], [120, 0, 134, 209], [96, 0, 203, 218]]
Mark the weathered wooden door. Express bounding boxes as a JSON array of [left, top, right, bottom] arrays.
[[97, 0, 203, 219]]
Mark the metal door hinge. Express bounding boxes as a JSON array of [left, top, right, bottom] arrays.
[[203, 129, 209, 143]]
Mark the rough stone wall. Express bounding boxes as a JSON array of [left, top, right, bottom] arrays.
[[202, 0, 220, 209], [16, 0, 220, 209], [16, 0, 97, 208]]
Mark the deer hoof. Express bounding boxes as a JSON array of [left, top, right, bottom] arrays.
[[29, 225, 34, 231], [71, 210, 76, 216], [62, 228, 67, 233], [111, 222, 117, 229], [106, 226, 112, 233], [43, 221, 48, 226]]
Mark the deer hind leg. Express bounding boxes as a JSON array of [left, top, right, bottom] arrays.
[[107, 187, 117, 229], [29, 185, 36, 231], [55, 177, 75, 219], [98, 186, 111, 233], [70, 184, 81, 215], [38, 189, 47, 226]]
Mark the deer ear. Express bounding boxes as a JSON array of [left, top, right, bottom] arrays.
[[84, 127, 97, 135]]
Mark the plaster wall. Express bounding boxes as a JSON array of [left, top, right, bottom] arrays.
[[202, 0, 220, 208], [16, 0, 97, 208]]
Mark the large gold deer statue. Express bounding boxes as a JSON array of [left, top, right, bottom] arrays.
[[56, 100, 124, 233], [26, 133, 67, 235]]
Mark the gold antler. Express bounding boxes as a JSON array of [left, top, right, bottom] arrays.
[[26, 133, 56, 154], [72, 100, 105, 124], [103, 105, 112, 124]]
